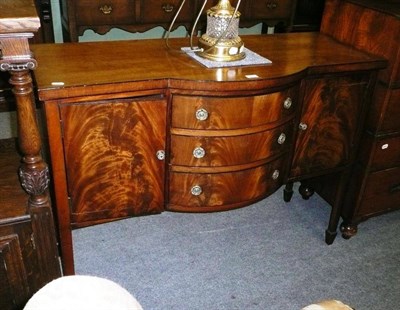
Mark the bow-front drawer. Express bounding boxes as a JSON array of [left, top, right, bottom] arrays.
[[171, 87, 298, 130], [168, 157, 285, 212], [170, 122, 293, 167], [75, 0, 135, 26]]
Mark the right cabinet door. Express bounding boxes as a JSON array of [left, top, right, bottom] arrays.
[[59, 96, 167, 227], [290, 74, 370, 179]]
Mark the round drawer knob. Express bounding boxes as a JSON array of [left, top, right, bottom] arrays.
[[283, 97, 292, 109], [195, 108, 209, 121], [191, 185, 203, 196], [272, 170, 280, 180], [156, 150, 165, 161], [299, 122, 308, 131], [193, 147, 206, 159], [277, 133, 286, 145]]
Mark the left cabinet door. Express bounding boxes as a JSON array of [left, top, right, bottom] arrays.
[[59, 96, 167, 227]]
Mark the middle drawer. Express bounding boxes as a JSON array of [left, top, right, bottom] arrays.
[[170, 123, 293, 167]]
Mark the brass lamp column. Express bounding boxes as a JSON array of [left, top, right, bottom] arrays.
[[197, 0, 245, 61]]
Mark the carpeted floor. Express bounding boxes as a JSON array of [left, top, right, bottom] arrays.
[[73, 185, 400, 310]]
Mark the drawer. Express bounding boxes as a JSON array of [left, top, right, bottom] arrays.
[[75, 0, 135, 26], [170, 122, 293, 167], [361, 133, 400, 170], [250, 0, 295, 20], [357, 166, 400, 217], [168, 157, 285, 212], [140, 0, 195, 23], [172, 87, 297, 130]]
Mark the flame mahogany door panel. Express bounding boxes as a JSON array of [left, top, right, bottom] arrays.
[[59, 96, 167, 228], [290, 74, 370, 178]]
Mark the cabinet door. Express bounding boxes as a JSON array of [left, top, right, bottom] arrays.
[[290, 74, 370, 178], [60, 96, 167, 227]]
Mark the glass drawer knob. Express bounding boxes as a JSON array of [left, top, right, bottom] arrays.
[[299, 122, 308, 131], [196, 108, 209, 121], [191, 185, 203, 196], [272, 170, 280, 180], [156, 150, 165, 161], [277, 133, 286, 145], [283, 97, 292, 109], [193, 147, 206, 159]]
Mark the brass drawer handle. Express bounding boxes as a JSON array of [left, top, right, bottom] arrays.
[[191, 185, 203, 196], [162, 3, 174, 13], [266, 1, 278, 9], [99, 4, 113, 15]]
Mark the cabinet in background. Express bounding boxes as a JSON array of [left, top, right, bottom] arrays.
[[59, 0, 298, 41], [320, 0, 400, 238]]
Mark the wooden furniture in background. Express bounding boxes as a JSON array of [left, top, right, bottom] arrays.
[[59, 0, 298, 41], [292, 0, 325, 32], [320, 0, 400, 238], [0, 0, 54, 114], [0, 1, 61, 309], [31, 33, 385, 274]]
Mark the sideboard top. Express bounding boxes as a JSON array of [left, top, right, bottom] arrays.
[[0, 0, 40, 33], [31, 33, 387, 100]]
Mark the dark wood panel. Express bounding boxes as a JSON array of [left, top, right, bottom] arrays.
[[60, 97, 167, 226], [290, 74, 369, 178], [321, 0, 400, 85]]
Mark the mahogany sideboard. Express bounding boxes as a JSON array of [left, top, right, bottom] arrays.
[[59, 0, 298, 42], [31, 33, 385, 275], [320, 0, 400, 238], [0, 0, 61, 309]]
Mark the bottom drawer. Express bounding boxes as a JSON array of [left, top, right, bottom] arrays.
[[168, 158, 285, 212], [357, 166, 400, 218]]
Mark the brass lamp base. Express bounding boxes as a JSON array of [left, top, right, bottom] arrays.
[[197, 35, 245, 62]]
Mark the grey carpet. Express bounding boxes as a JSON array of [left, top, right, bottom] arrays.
[[73, 184, 400, 309]]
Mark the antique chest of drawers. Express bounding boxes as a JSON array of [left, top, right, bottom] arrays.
[[59, 0, 298, 41], [321, 0, 400, 237]]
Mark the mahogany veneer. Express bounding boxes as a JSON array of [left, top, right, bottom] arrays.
[[31, 33, 386, 275]]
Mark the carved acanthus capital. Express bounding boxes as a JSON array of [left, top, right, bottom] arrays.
[[19, 165, 50, 196]]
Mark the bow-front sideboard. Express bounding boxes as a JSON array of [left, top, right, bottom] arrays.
[[31, 33, 386, 275]]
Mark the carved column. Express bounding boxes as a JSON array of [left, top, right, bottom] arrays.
[[0, 16, 61, 283]]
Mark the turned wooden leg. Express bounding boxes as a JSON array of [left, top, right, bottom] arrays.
[[340, 222, 358, 239], [299, 182, 315, 200], [283, 182, 294, 202]]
